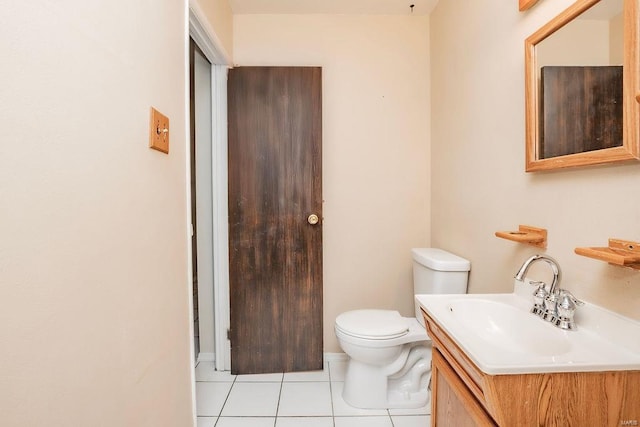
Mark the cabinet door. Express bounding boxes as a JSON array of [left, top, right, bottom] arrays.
[[432, 350, 496, 427]]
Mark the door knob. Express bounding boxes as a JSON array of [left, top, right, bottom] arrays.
[[307, 214, 319, 225]]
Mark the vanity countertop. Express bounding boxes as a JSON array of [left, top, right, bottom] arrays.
[[416, 280, 640, 375]]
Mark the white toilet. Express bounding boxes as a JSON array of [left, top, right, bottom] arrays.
[[334, 248, 470, 409]]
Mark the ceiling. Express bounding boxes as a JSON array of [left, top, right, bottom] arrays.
[[229, 0, 440, 15]]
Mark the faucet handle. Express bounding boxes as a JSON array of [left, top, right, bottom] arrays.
[[529, 280, 546, 287], [530, 281, 547, 297], [555, 290, 583, 330], [529, 281, 547, 314], [559, 290, 584, 307], [557, 290, 583, 318]]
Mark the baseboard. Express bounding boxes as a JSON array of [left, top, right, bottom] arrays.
[[198, 352, 342, 367], [197, 352, 215, 363], [324, 352, 348, 362]]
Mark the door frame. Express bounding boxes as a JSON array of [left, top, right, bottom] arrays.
[[188, 1, 232, 372]]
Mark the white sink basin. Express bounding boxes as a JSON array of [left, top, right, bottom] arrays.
[[416, 280, 640, 375]]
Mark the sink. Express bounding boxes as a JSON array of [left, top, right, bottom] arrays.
[[416, 280, 640, 374], [447, 298, 572, 357]]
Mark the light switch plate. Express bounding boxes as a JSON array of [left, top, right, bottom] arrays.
[[149, 107, 169, 154]]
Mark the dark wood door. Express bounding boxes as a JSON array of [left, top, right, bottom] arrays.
[[540, 65, 623, 159], [227, 67, 323, 374]]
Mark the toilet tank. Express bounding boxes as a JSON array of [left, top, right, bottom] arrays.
[[412, 248, 471, 326]]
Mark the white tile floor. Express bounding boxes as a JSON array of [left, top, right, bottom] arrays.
[[196, 360, 430, 427]]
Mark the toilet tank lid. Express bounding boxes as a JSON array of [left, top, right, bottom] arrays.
[[412, 248, 470, 272]]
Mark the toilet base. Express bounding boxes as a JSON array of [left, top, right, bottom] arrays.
[[342, 343, 432, 409], [387, 387, 431, 409]]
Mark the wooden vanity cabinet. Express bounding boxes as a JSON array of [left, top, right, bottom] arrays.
[[422, 309, 640, 427], [432, 349, 496, 426]]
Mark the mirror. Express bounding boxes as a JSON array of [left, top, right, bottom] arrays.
[[525, 0, 640, 171]]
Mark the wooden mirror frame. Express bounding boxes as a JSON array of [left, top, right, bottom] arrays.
[[525, 0, 640, 172], [520, 0, 541, 11]]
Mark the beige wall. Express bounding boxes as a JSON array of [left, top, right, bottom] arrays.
[[0, 1, 202, 425], [430, 0, 640, 320], [537, 20, 610, 67], [610, 12, 624, 64], [233, 14, 431, 352]]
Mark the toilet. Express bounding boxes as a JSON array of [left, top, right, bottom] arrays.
[[334, 248, 470, 409]]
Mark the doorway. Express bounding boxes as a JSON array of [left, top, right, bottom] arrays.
[[188, 8, 232, 372], [189, 39, 215, 362]]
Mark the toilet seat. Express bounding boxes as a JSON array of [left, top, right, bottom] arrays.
[[335, 309, 409, 340]]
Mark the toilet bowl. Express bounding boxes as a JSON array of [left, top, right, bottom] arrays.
[[334, 248, 470, 409], [335, 310, 431, 409]]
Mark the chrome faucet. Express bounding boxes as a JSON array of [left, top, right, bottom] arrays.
[[514, 254, 582, 330], [514, 254, 562, 295]]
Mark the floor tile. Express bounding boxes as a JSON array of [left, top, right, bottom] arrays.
[[275, 417, 333, 427], [328, 360, 347, 382], [194, 355, 435, 426], [331, 382, 388, 416], [388, 401, 431, 416], [196, 416, 216, 427], [235, 372, 284, 382], [196, 382, 233, 416], [215, 417, 276, 427], [391, 415, 431, 427], [195, 362, 237, 382], [278, 382, 333, 416], [221, 382, 281, 417], [334, 416, 393, 427], [283, 364, 329, 382]]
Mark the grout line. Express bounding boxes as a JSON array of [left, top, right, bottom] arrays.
[[388, 409, 395, 427], [327, 361, 337, 427], [274, 373, 284, 425], [213, 375, 237, 426]]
